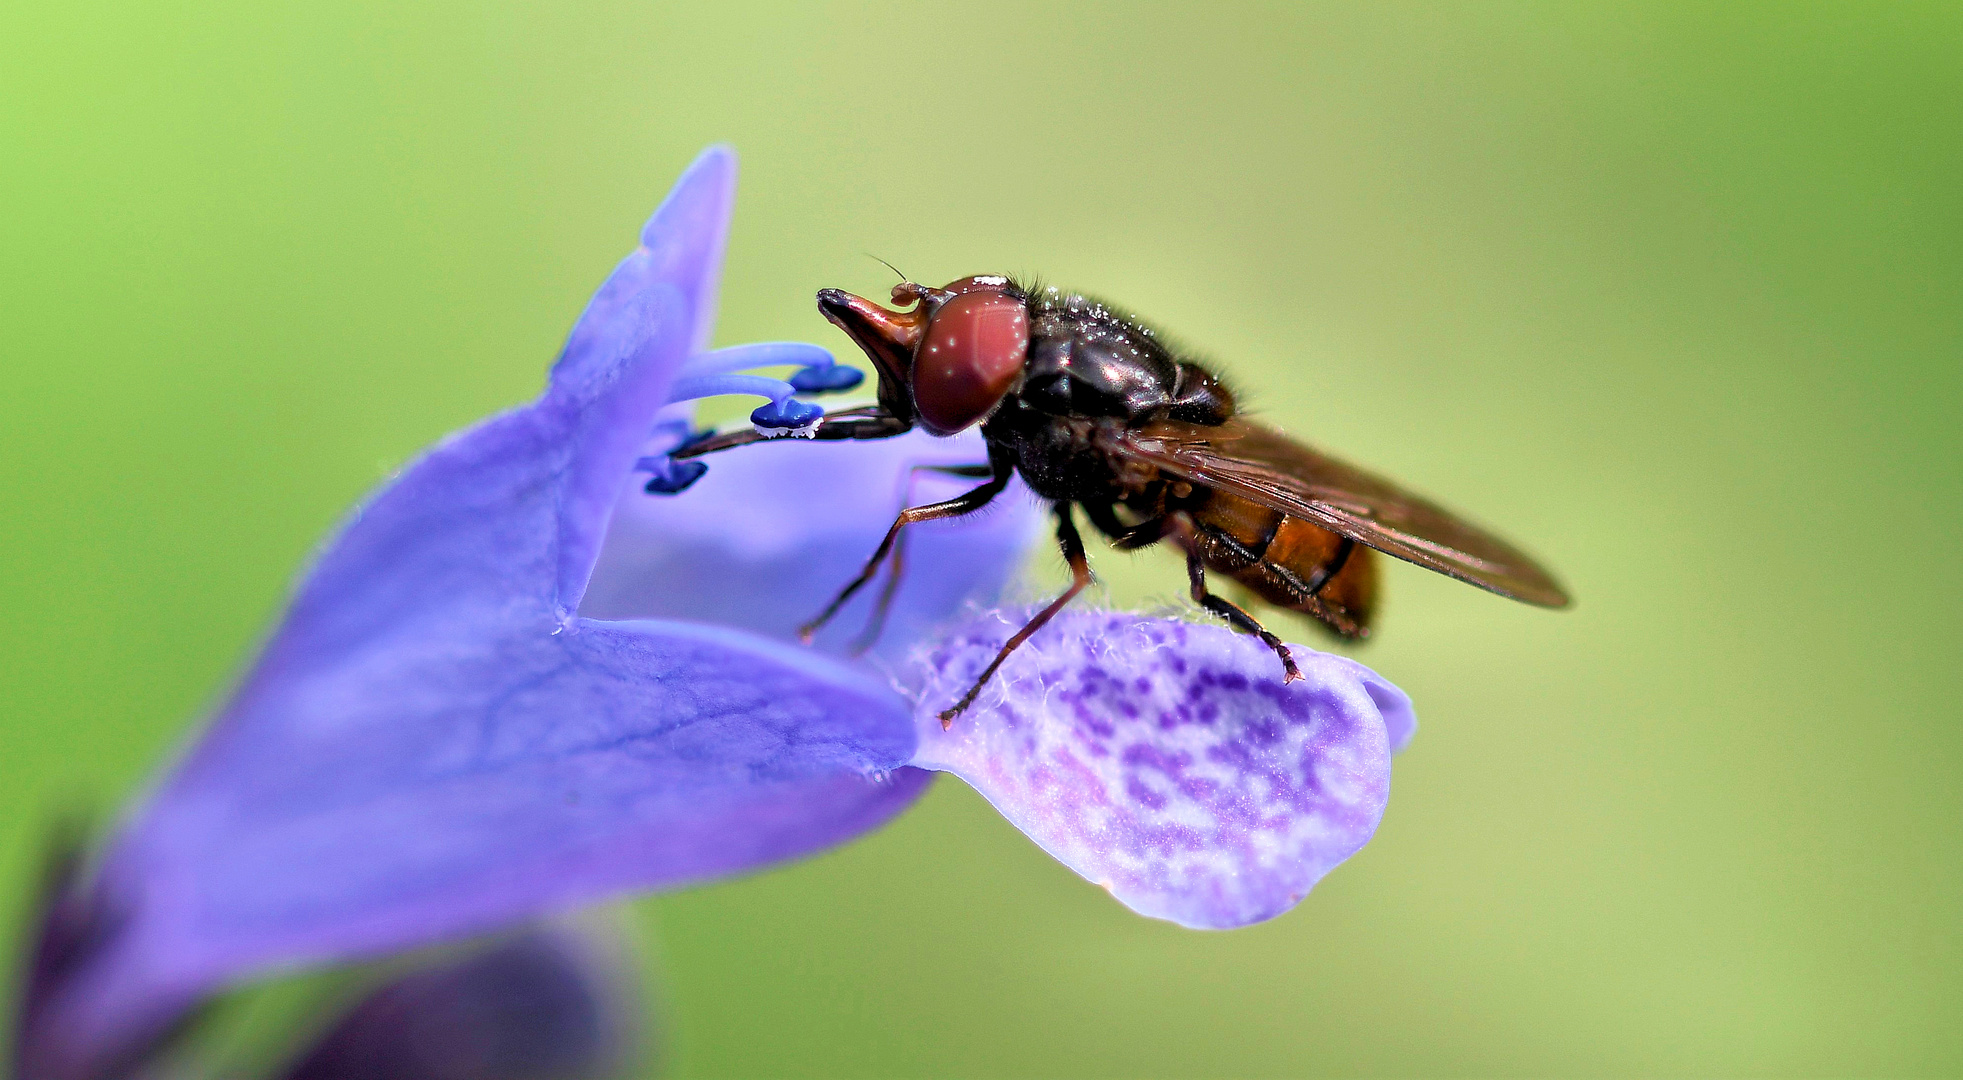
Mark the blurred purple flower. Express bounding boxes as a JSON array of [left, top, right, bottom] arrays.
[[275, 922, 640, 1080], [15, 147, 1414, 1080]]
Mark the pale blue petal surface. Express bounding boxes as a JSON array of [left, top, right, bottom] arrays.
[[910, 610, 1412, 929], [583, 427, 1043, 662]]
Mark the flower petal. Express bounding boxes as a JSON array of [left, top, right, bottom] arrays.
[[40, 621, 923, 1078], [583, 428, 1043, 663], [909, 610, 1406, 929], [548, 145, 736, 614], [261, 147, 731, 680]]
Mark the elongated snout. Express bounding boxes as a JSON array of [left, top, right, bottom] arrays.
[[816, 287, 927, 420]]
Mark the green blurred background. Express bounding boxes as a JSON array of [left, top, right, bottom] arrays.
[[4, 2, 1959, 1075]]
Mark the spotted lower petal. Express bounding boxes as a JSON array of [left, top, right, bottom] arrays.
[[909, 610, 1406, 930]]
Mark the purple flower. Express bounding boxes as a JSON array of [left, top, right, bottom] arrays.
[[274, 921, 641, 1080], [16, 147, 1415, 1080]]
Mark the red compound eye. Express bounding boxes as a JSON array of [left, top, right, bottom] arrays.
[[941, 274, 1014, 295], [912, 288, 1029, 436]]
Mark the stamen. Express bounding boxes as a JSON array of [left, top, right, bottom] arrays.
[[789, 365, 864, 393], [636, 342, 866, 495], [639, 457, 707, 494], [674, 342, 834, 380], [666, 373, 801, 407], [748, 397, 824, 436]]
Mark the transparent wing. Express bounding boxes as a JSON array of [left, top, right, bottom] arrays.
[[1106, 418, 1571, 607]]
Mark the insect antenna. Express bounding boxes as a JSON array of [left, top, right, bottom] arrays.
[[866, 253, 912, 286]]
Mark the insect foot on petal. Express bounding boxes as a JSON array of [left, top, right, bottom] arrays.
[[907, 609, 1414, 930]]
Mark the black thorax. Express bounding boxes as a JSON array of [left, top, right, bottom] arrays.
[[981, 290, 1234, 509]]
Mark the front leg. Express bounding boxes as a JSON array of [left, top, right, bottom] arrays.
[[848, 462, 997, 655], [671, 406, 913, 460], [799, 453, 1014, 642]]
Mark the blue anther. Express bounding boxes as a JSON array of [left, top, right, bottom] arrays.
[[789, 364, 865, 394], [750, 397, 825, 434], [640, 457, 709, 495]]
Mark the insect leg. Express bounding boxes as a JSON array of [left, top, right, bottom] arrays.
[[1192, 520, 1364, 637], [938, 502, 1093, 728], [671, 406, 913, 460], [1081, 500, 1172, 549], [1173, 514, 1304, 684], [799, 458, 1012, 643], [848, 463, 995, 655]]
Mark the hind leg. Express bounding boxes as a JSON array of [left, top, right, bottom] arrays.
[[1171, 513, 1303, 683]]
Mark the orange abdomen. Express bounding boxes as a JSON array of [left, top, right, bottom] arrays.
[[1189, 490, 1378, 638]]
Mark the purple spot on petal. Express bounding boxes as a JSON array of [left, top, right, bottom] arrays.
[[908, 610, 1408, 930], [1124, 776, 1168, 811]]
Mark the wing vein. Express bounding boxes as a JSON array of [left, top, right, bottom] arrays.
[[1103, 418, 1571, 608]]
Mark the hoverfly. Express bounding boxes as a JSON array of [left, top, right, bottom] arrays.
[[676, 275, 1571, 725]]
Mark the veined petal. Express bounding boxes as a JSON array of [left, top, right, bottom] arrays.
[[584, 428, 1043, 664], [909, 611, 1408, 930], [35, 621, 923, 1079]]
